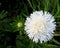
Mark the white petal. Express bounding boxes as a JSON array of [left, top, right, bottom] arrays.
[[25, 10, 56, 43]]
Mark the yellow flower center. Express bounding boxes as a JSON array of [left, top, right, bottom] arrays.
[[17, 22, 22, 27]]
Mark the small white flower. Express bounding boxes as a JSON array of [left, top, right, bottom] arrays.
[[25, 11, 56, 43]]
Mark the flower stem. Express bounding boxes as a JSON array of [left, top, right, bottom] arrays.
[[27, 0, 35, 11], [52, 38, 60, 46]]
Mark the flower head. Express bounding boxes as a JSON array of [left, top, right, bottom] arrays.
[[25, 11, 56, 43], [17, 22, 22, 28]]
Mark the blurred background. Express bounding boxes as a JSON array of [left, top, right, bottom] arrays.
[[0, 0, 60, 48]]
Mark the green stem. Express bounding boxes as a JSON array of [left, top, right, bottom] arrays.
[[52, 38, 60, 46], [54, 0, 60, 16], [44, 0, 49, 11], [27, 0, 35, 11], [28, 40, 34, 48]]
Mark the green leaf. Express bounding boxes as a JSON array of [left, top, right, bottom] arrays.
[[0, 10, 8, 19]]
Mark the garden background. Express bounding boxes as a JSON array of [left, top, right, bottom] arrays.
[[0, 0, 60, 48]]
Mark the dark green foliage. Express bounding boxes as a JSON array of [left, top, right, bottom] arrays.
[[0, 0, 60, 48]]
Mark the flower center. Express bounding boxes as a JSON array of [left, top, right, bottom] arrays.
[[31, 18, 46, 34], [17, 22, 22, 27]]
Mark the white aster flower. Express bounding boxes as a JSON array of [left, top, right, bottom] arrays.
[[25, 11, 56, 43]]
